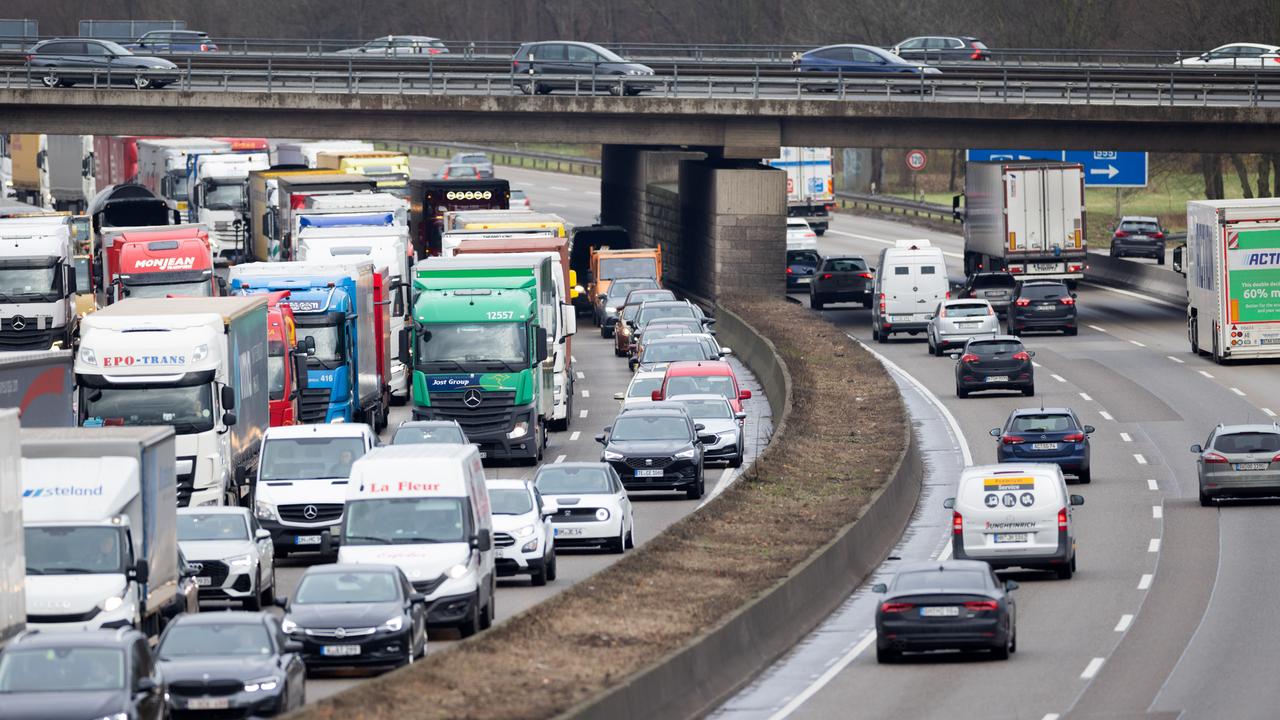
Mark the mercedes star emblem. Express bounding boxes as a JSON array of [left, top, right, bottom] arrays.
[[303, 505, 319, 520], [9, 315, 25, 331], [463, 388, 483, 408]]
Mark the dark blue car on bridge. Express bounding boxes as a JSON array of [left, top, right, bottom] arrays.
[[797, 44, 941, 76]]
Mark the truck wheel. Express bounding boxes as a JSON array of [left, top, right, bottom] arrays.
[[1189, 318, 1200, 355], [814, 225, 827, 236]]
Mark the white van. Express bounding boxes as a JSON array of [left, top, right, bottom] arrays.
[[338, 444, 496, 637], [871, 239, 949, 342], [944, 464, 1084, 579]]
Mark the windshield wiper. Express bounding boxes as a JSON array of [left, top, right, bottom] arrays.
[[481, 360, 524, 372], [344, 535, 391, 544], [423, 359, 465, 371], [391, 537, 450, 544], [43, 567, 106, 574]]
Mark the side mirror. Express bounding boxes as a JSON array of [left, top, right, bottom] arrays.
[[283, 640, 304, 653], [942, 498, 955, 509], [273, 597, 289, 610], [720, 346, 733, 355], [65, 265, 77, 294], [613, 392, 625, 400], [594, 433, 607, 444], [135, 676, 157, 695], [1190, 444, 1203, 453], [871, 583, 888, 593], [694, 423, 706, 432], [221, 385, 236, 411], [293, 353, 309, 391], [216, 275, 228, 296], [739, 389, 752, 400], [255, 528, 271, 541], [1004, 580, 1019, 592], [130, 559, 150, 584], [989, 428, 1001, 437], [629, 358, 638, 372], [735, 412, 747, 420], [1070, 495, 1085, 506], [1083, 425, 1095, 434], [222, 412, 237, 427], [650, 390, 662, 402], [562, 304, 577, 337], [472, 528, 492, 551], [302, 335, 317, 355], [949, 353, 961, 360], [398, 330, 411, 367], [536, 327, 549, 364], [1026, 350, 1036, 358]]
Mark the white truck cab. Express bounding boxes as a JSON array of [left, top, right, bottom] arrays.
[[188, 151, 269, 261], [0, 216, 78, 350], [338, 444, 496, 637], [253, 422, 377, 560]]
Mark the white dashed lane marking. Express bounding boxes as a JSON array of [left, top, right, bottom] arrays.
[[1099, 411, 1115, 421], [1167, 355, 1185, 364], [1115, 615, 1134, 632], [1135, 454, 1148, 465], [1152, 506, 1163, 519], [1138, 574, 1154, 590], [570, 431, 580, 442], [1149, 538, 1161, 552], [1081, 658, 1106, 679]]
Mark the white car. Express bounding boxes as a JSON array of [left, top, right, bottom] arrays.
[[486, 478, 557, 586], [176, 507, 276, 610], [667, 394, 745, 467], [1174, 43, 1280, 68], [927, 298, 1000, 356], [787, 217, 817, 250], [614, 369, 667, 408], [534, 462, 635, 553]]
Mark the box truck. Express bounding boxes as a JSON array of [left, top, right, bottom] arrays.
[[0, 350, 74, 426], [766, 147, 834, 235], [46, 135, 96, 213]]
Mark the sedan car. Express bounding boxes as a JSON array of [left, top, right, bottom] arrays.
[[669, 394, 745, 467], [1110, 215, 1166, 263], [598, 406, 714, 499], [279, 564, 427, 671], [487, 478, 556, 586], [335, 35, 449, 56], [435, 163, 481, 180], [786, 217, 817, 249], [927, 299, 999, 356], [156, 613, 305, 717], [391, 419, 469, 445], [991, 407, 1094, 483], [127, 29, 218, 53], [449, 152, 494, 178], [613, 369, 667, 408], [511, 188, 532, 210], [599, 276, 663, 337], [1174, 43, 1280, 68], [0, 629, 165, 719], [953, 336, 1035, 398], [786, 249, 821, 292], [1192, 423, 1280, 505], [956, 271, 1016, 315], [614, 288, 677, 353], [873, 560, 1017, 663], [797, 44, 941, 76], [630, 336, 718, 372], [513, 41, 656, 95], [809, 255, 874, 310], [26, 38, 178, 88], [534, 462, 635, 552], [630, 318, 706, 359], [892, 36, 990, 61], [1007, 280, 1077, 336], [177, 507, 276, 610]]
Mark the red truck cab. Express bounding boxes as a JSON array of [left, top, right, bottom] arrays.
[[266, 290, 310, 426], [105, 224, 218, 303]]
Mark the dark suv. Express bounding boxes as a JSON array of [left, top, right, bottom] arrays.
[[958, 271, 1017, 316], [809, 255, 873, 309], [954, 336, 1035, 398], [597, 405, 714, 499], [1007, 280, 1077, 335], [1110, 216, 1166, 264], [512, 41, 656, 96]]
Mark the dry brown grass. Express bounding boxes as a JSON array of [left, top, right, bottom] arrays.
[[290, 298, 905, 720]]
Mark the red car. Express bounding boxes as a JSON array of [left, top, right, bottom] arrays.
[[652, 360, 751, 413]]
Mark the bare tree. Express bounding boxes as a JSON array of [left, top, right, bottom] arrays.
[[1229, 154, 1253, 199]]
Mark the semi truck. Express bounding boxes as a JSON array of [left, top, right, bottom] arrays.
[[9, 133, 49, 209], [262, 174, 378, 262], [76, 296, 270, 508], [46, 135, 96, 213], [0, 350, 74, 426], [102, 224, 217, 303], [186, 149, 270, 262], [1186, 198, 1280, 363], [0, 409, 22, 649], [136, 137, 229, 213], [409, 255, 553, 462], [266, 290, 311, 427], [953, 161, 1088, 281], [94, 135, 157, 192], [408, 178, 511, 258], [272, 140, 374, 168], [0, 214, 79, 350], [229, 261, 388, 428], [21, 425, 179, 638], [246, 168, 339, 262], [315, 150, 410, 197], [767, 147, 834, 235]]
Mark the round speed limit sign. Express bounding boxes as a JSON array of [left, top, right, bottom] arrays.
[[906, 149, 928, 172]]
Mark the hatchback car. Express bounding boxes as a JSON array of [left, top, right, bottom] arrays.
[[991, 408, 1094, 483], [809, 255, 874, 310], [891, 36, 990, 61], [632, 300, 709, 336], [957, 271, 1016, 315], [0, 628, 165, 719], [487, 478, 556, 585], [600, 276, 663, 337], [26, 38, 177, 88], [1192, 424, 1280, 505], [1110, 216, 1167, 264], [614, 288, 677, 353], [786, 249, 821, 292], [872, 560, 1016, 663], [953, 336, 1035, 398], [435, 163, 481, 180], [669, 394, 745, 467], [127, 30, 218, 53], [654, 359, 752, 413], [613, 369, 667, 408], [157, 612, 305, 717], [534, 462, 635, 552], [511, 188, 531, 210], [927, 299, 999, 356], [513, 41, 656, 95], [391, 419, 469, 445], [797, 44, 941, 76], [631, 318, 707, 359], [449, 152, 493, 178], [1007, 280, 1077, 336], [786, 217, 817, 249], [176, 506, 276, 610], [599, 406, 714, 499]]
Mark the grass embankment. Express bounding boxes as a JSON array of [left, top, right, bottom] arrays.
[[290, 298, 905, 720]]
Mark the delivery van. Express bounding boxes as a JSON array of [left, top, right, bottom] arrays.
[[871, 239, 949, 343]]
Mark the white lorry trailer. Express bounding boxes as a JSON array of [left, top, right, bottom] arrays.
[[272, 140, 374, 169], [1186, 198, 1280, 363], [0, 409, 23, 649], [20, 425, 179, 638], [766, 147, 833, 235], [46, 135, 95, 214], [0, 214, 79, 350], [75, 296, 270, 507]]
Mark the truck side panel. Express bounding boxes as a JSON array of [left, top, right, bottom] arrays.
[[0, 350, 74, 427], [354, 268, 379, 409], [227, 306, 270, 472], [0, 410, 23, 646]]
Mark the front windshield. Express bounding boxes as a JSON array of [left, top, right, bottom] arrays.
[[296, 321, 345, 364], [26, 527, 125, 575], [122, 277, 212, 300], [641, 342, 710, 364], [677, 398, 733, 419], [391, 425, 466, 445], [295, 571, 400, 604], [81, 383, 215, 434], [203, 181, 245, 211], [160, 623, 272, 658], [600, 258, 657, 280], [627, 376, 663, 398], [0, 265, 57, 297], [343, 497, 467, 545], [260, 437, 367, 481], [665, 375, 737, 401], [535, 467, 612, 495], [490, 488, 534, 515], [605, 280, 656, 307], [0, 648, 125, 692], [610, 416, 690, 442], [267, 349, 285, 400], [177, 513, 250, 542], [419, 322, 526, 366]]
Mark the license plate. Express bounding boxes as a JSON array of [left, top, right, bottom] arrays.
[[1036, 305, 1057, 312], [986, 375, 1009, 382], [1032, 443, 1059, 450], [187, 698, 230, 710], [554, 527, 583, 537], [1236, 463, 1269, 471], [479, 451, 487, 459], [194, 576, 211, 586], [1032, 263, 1061, 272], [797, 277, 811, 284], [295, 535, 322, 545], [994, 533, 1028, 543], [921, 606, 960, 617], [321, 645, 361, 656], [635, 468, 664, 477]]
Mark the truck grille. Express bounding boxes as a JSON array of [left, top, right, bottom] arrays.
[[278, 503, 344, 523], [625, 456, 674, 470], [494, 532, 515, 548], [175, 455, 197, 507], [298, 387, 331, 424], [190, 559, 229, 586], [0, 319, 59, 351], [427, 390, 517, 437]]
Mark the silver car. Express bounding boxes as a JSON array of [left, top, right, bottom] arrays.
[[1192, 424, 1280, 506], [177, 507, 276, 610], [668, 394, 745, 467], [927, 299, 1000, 356]]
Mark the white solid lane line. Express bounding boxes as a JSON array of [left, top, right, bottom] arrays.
[[1081, 658, 1106, 680], [1115, 614, 1134, 632], [763, 632, 879, 720], [1152, 506, 1163, 519], [1149, 538, 1161, 552], [1138, 574, 1154, 590]]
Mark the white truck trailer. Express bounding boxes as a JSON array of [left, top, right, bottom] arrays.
[[0, 409, 23, 649], [186, 150, 270, 262], [766, 147, 833, 235], [46, 135, 95, 213]]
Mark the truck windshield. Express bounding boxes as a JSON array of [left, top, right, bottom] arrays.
[[168, 171, 190, 202], [344, 497, 468, 545], [203, 180, 245, 211], [81, 382, 215, 434], [295, 320, 345, 364], [600, 257, 657, 280], [0, 648, 125, 692], [260, 436, 367, 481], [0, 263, 58, 299], [419, 322, 527, 367], [25, 526, 127, 575], [122, 277, 212, 300]]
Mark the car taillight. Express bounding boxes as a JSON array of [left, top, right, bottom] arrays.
[[1058, 508, 1068, 530], [786, 267, 793, 275], [945, 290, 951, 299], [879, 293, 886, 313], [819, 273, 832, 280], [964, 600, 998, 612], [1014, 298, 1031, 306], [1153, 232, 1164, 239], [960, 353, 979, 364], [1114, 230, 1129, 238], [429, 48, 443, 55], [987, 305, 995, 315], [1063, 432, 1085, 442], [1012, 351, 1030, 361], [1272, 451, 1280, 463], [1060, 296, 1075, 306], [938, 308, 947, 318], [881, 602, 914, 613], [200, 43, 209, 51], [1202, 451, 1230, 464], [1068, 264, 1083, 272], [952, 511, 963, 534], [24, 54, 32, 62], [857, 272, 873, 279], [1001, 435, 1025, 444]]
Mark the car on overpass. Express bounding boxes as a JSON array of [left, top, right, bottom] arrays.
[[335, 35, 449, 56], [1173, 43, 1280, 68], [891, 36, 990, 62], [796, 44, 941, 77], [872, 560, 1017, 663], [512, 41, 657, 96], [26, 38, 178, 89], [126, 29, 218, 53]]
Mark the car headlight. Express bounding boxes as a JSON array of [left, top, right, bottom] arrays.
[[602, 450, 624, 461], [244, 676, 280, 693], [280, 618, 297, 634], [381, 615, 404, 632], [514, 524, 537, 538], [595, 508, 610, 522], [227, 553, 254, 568], [100, 595, 124, 613], [446, 563, 469, 579], [674, 448, 697, 459], [507, 421, 529, 440], [254, 499, 278, 521], [521, 538, 539, 552]]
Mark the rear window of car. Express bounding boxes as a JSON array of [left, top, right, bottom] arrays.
[[969, 341, 1023, 356], [894, 569, 988, 591], [1213, 432, 1280, 453], [787, 250, 820, 265], [1119, 221, 1161, 234], [1018, 284, 1067, 300], [1010, 414, 1076, 433], [972, 274, 1015, 288], [943, 303, 989, 317], [825, 258, 867, 272]]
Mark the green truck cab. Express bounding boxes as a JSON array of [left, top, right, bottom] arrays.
[[408, 262, 551, 463]]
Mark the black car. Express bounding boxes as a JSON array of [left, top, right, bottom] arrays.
[[26, 38, 178, 89], [160, 547, 203, 631], [786, 249, 821, 292], [809, 255, 873, 309], [0, 628, 165, 720], [598, 405, 715, 499], [1110, 216, 1167, 264], [954, 336, 1035, 398], [278, 564, 426, 672], [513, 41, 656, 96], [1007, 280, 1078, 335], [892, 36, 990, 62], [957, 271, 1016, 316], [391, 419, 469, 445], [156, 612, 305, 718], [992, 407, 1094, 483], [873, 560, 1017, 663]]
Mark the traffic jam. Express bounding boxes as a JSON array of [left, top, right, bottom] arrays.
[[0, 134, 755, 719]]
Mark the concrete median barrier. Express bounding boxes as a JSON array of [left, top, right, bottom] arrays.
[[1084, 251, 1187, 306]]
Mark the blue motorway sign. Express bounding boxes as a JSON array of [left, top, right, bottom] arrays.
[[966, 149, 1148, 188]]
